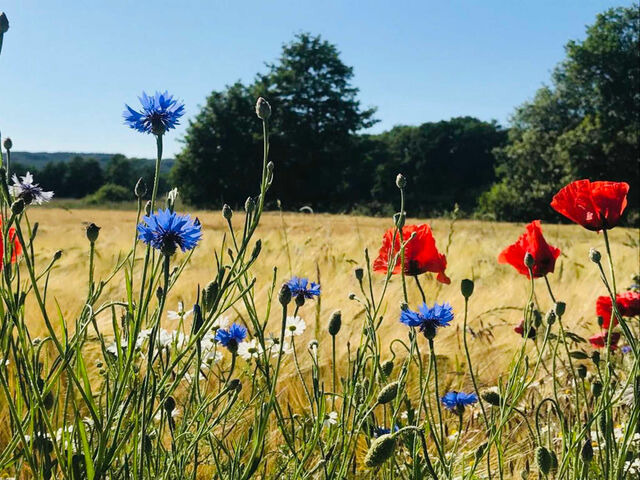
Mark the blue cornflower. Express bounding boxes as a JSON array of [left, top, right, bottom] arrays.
[[400, 302, 453, 339], [215, 323, 247, 352], [441, 391, 478, 415], [286, 277, 321, 300], [621, 345, 632, 354], [373, 425, 399, 437], [137, 209, 202, 256], [124, 91, 185, 135]]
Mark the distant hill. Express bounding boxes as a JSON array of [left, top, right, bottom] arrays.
[[9, 151, 175, 173]]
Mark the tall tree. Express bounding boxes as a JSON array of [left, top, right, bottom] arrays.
[[480, 5, 640, 222]]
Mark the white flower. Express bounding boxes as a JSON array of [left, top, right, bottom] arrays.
[[167, 187, 179, 205], [167, 301, 193, 321], [285, 316, 306, 336], [10, 172, 54, 205], [264, 336, 293, 356], [154, 407, 181, 423], [157, 329, 186, 350], [400, 411, 408, 420], [323, 411, 338, 427], [237, 339, 260, 360], [212, 315, 230, 330]]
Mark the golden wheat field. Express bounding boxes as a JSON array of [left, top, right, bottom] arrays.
[[25, 206, 638, 378]]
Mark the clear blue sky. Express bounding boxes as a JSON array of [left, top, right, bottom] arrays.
[[0, 1, 631, 158]]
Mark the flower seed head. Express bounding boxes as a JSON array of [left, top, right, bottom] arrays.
[[255, 97, 271, 120], [3, 137, 12, 150], [85, 223, 100, 243], [364, 434, 396, 468], [377, 381, 399, 405], [328, 310, 342, 336], [461, 279, 474, 298]]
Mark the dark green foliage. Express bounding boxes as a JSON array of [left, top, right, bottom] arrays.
[[85, 183, 132, 204], [479, 5, 640, 223]]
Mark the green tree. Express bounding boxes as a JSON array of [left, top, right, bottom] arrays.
[[480, 5, 640, 222]]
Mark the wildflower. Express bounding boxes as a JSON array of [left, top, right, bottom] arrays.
[[264, 336, 293, 356], [514, 319, 536, 339], [374, 425, 399, 437], [498, 221, 560, 278], [589, 331, 620, 350], [621, 345, 632, 354], [167, 301, 193, 321], [400, 302, 454, 339], [0, 217, 21, 266], [157, 329, 186, 350], [550, 180, 629, 231], [137, 209, 202, 256], [215, 323, 247, 352], [323, 411, 338, 428], [285, 316, 306, 336], [373, 224, 450, 284], [596, 291, 640, 328], [123, 91, 185, 136], [212, 315, 230, 330], [9, 172, 53, 205], [441, 391, 478, 415], [286, 277, 321, 299], [237, 339, 260, 360]]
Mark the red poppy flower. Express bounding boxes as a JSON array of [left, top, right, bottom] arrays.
[[373, 224, 450, 284], [0, 218, 22, 268], [589, 331, 620, 350], [498, 220, 561, 278], [596, 291, 640, 328], [550, 180, 629, 231], [514, 320, 536, 339]]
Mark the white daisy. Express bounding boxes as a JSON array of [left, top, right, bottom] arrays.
[[323, 411, 338, 427], [167, 301, 193, 321], [285, 316, 306, 336], [237, 339, 260, 360]]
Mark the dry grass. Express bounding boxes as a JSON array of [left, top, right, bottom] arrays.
[[26, 206, 638, 388]]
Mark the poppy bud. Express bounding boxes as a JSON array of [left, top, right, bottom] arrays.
[[228, 378, 242, 392], [377, 381, 399, 405], [545, 310, 556, 326], [134, 178, 146, 198], [589, 248, 601, 263], [156, 286, 164, 300], [554, 302, 566, 317], [222, 204, 233, 220], [581, 439, 593, 463], [255, 97, 271, 120], [3, 137, 12, 150], [535, 446, 551, 475], [145, 200, 151, 215], [354, 267, 364, 282], [461, 279, 474, 298], [85, 223, 100, 243], [577, 364, 587, 379], [481, 390, 502, 406], [364, 434, 396, 467], [53, 250, 63, 261], [245, 197, 255, 213], [591, 381, 602, 398], [267, 161, 274, 176], [164, 396, 176, 414], [381, 360, 394, 377], [0, 12, 8, 34], [11, 199, 24, 215], [591, 351, 600, 366], [279, 284, 292, 306], [328, 310, 342, 336], [549, 450, 558, 471], [524, 252, 535, 269], [395, 173, 407, 189], [348, 292, 357, 300]]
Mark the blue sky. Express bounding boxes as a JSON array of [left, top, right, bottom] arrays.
[[0, 1, 631, 158]]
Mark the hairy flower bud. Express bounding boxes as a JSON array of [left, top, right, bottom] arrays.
[[255, 97, 271, 120], [354, 267, 364, 282], [581, 439, 593, 463], [591, 351, 600, 366], [481, 390, 502, 407], [328, 310, 342, 336], [228, 378, 242, 393], [545, 310, 556, 326], [394, 212, 405, 229], [535, 446, 551, 475], [145, 200, 151, 215], [524, 252, 535, 269], [364, 434, 396, 468], [53, 250, 63, 261], [377, 381, 399, 405], [461, 279, 474, 298], [164, 396, 176, 414], [395, 173, 407, 189], [381, 360, 394, 377], [577, 364, 587, 379], [279, 284, 292, 306], [554, 302, 566, 317], [245, 196, 255, 213], [589, 248, 601, 263], [3, 137, 12, 151], [222, 204, 233, 220], [11, 199, 24, 215], [85, 223, 100, 243], [591, 381, 602, 398]]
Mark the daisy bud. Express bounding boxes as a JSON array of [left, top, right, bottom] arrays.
[[461, 279, 474, 298], [222, 204, 233, 220], [524, 252, 535, 269], [395, 173, 407, 189], [3, 137, 12, 150], [364, 434, 396, 467], [481, 390, 502, 406], [53, 250, 63, 261], [134, 178, 146, 198], [245, 196, 255, 213], [577, 365, 587, 379], [164, 396, 176, 414], [381, 360, 394, 377], [581, 439, 593, 463], [85, 223, 100, 243], [554, 302, 566, 317], [328, 310, 342, 336], [535, 446, 551, 475], [354, 267, 364, 282], [11, 198, 24, 215], [377, 381, 399, 405], [145, 200, 151, 215], [589, 248, 601, 263], [591, 381, 602, 398], [255, 97, 271, 120], [279, 284, 292, 306], [0, 12, 8, 34]]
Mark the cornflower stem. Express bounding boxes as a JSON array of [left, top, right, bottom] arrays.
[[150, 134, 163, 212], [428, 338, 445, 449]]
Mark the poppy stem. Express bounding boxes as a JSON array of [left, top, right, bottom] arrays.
[[414, 276, 426, 304]]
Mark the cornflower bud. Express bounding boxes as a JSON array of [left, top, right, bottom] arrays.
[[481, 390, 502, 407], [279, 284, 292, 306], [164, 396, 176, 414], [245, 196, 255, 213], [577, 364, 587, 379], [228, 378, 242, 393], [589, 248, 601, 263], [591, 381, 602, 398], [545, 310, 556, 326], [328, 310, 342, 336], [554, 302, 566, 317], [53, 250, 63, 261]]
